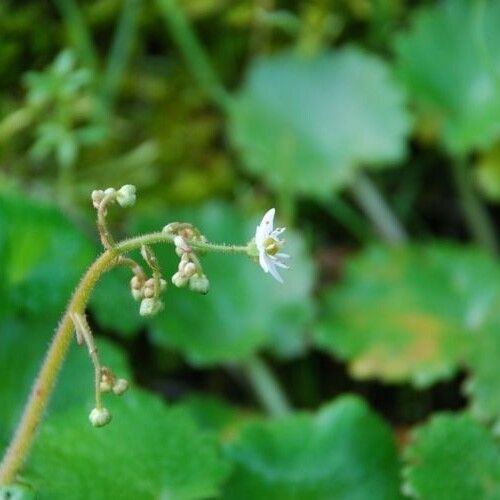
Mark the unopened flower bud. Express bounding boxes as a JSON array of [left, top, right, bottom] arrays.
[[189, 273, 210, 294], [172, 271, 189, 288], [139, 297, 163, 316], [100, 380, 113, 392], [143, 285, 154, 298], [116, 184, 136, 207], [183, 262, 197, 278], [130, 276, 143, 290], [89, 407, 112, 427], [160, 278, 167, 292], [104, 187, 116, 197], [91, 190, 105, 209], [112, 378, 129, 395], [174, 235, 191, 253], [163, 222, 180, 234]]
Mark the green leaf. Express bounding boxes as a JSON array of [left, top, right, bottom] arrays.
[[25, 391, 230, 500], [178, 394, 254, 440], [132, 202, 315, 365], [395, 0, 500, 155], [315, 243, 500, 387], [0, 316, 131, 445], [223, 395, 402, 500], [464, 317, 500, 423], [0, 192, 95, 322], [403, 413, 500, 500], [229, 47, 411, 198]]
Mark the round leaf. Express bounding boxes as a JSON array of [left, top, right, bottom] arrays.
[[25, 391, 230, 499], [229, 47, 411, 198], [395, 0, 500, 154], [223, 395, 402, 499], [403, 413, 500, 500], [315, 244, 500, 387], [132, 203, 315, 365]]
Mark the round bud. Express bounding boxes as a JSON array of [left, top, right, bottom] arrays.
[[100, 380, 113, 392], [130, 276, 142, 290], [91, 190, 105, 209], [139, 297, 163, 317], [116, 184, 136, 207], [160, 278, 167, 292], [171, 271, 189, 288], [89, 407, 112, 427], [189, 273, 210, 294], [183, 262, 197, 278], [112, 378, 129, 396], [143, 285, 154, 298], [163, 222, 179, 234]]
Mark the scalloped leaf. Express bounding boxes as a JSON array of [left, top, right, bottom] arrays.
[[403, 413, 500, 500], [132, 202, 315, 365], [24, 391, 230, 499], [395, 0, 500, 154], [315, 244, 500, 387], [464, 317, 500, 423], [229, 47, 411, 198], [223, 395, 402, 499]]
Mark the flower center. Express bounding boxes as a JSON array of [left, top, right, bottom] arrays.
[[264, 237, 280, 256]]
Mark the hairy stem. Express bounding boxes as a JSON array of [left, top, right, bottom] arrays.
[[0, 250, 115, 484], [350, 173, 408, 246], [451, 157, 498, 255], [0, 231, 249, 484], [243, 357, 291, 417]]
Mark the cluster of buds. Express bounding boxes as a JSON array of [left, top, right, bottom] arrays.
[[99, 366, 129, 396], [88, 368, 129, 428], [164, 224, 210, 295], [91, 184, 137, 210], [130, 246, 167, 317]]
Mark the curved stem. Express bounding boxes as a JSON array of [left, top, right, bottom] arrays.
[[0, 250, 116, 484], [0, 232, 250, 484], [350, 173, 408, 246], [243, 357, 291, 417], [451, 157, 498, 255]]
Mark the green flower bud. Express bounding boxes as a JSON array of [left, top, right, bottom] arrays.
[[116, 184, 136, 207], [139, 297, 163, 316], [172, 271, 189, 288], [189, 273, 210, 294], [89, 407, 112, 427], [112, 378, 129, 395]]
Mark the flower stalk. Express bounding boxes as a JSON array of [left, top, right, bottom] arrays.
[[0, 186, 289, 485]]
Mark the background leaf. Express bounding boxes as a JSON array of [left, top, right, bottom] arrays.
[[229, 47, 411, 198], [25, 390, 230, 500], [132, 202, 315, 365], [403, 413, 500, 500], [395, 0, 500, 154], [223, 395, 402, 500], [315, 243, 500, 387]]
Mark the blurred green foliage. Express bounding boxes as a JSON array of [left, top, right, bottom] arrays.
[[3, 0, 500, 499]]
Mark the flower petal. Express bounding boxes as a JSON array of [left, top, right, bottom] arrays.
[[259, 251, 269, 273], [267, 261, 284, 283]]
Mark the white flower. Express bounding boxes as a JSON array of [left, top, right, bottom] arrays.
[[254, 208, 290, 283]]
